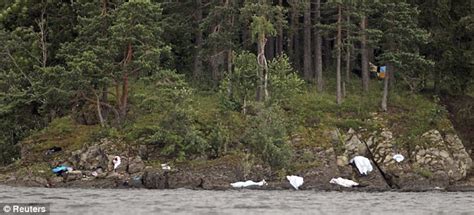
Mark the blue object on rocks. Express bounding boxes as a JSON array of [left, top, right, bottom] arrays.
[[52, 165, 68, 174]]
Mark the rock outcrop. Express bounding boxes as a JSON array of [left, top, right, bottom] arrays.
[[414, 130, 472, 182]]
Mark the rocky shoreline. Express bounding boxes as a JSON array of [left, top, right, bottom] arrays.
[[1, 127, 472, 192]]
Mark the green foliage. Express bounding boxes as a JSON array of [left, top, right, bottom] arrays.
[[0, 0, 472, 171], [131, 70, 191, 114], [242, 103, 292, 169], [250, 15, 276, 42], [220, 51, 259, 111], [126, 70, 208, 161], [375, 1, 434, 92], [389, 92, 451, 150], [221, 52, 304, 111], [268, 54, 305, 103]]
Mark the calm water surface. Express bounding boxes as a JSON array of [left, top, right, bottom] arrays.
[[0, 185, 473, 215]]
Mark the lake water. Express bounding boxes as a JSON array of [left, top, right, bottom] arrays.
[[0, 185, 473, 214]]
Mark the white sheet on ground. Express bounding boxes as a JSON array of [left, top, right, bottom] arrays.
[[286, 175, 304, 190], [230, 180, 267, 188], [350, 156, 373, 175], [393, 154, 404, 162], [329, 177, 359, 187]]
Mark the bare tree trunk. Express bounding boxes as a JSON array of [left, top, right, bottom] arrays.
[[227, 49, 233, 97], [226, 0, 234, 97], [95, 92, 105, 127], [434, 69, 440, 94], [303, 0, 312, 81], [381, 64, 391, 111], [242, 23, 250, 50], [336, 4, 342, 105], [323, 37, 332, 69], [361, 16, 369, 92], [389, 65, 395, 89], [276, 0, 284, 56], [288, 5, 295, 61], [314, 0, 323, 91], [193, 0, 203, 79], [266, 37, 275, 60], [294, 31, 301, 73], [289, 2, 301, 72], [344, 13, 351, 97], [38, 4, 47, 68], [119, 43, 132, 120], [210, 52, 220, 83], [257, 37, 268, 102], [120, 75, 129, 119], [101, 87, 108, 122], [101, 0, 108, 15]]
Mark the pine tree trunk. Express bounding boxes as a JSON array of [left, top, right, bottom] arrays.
[[361, 16, 369, 92], [38, 5, 47, 68], [120, 74, 129, 120], [290, 2, 301, 72], [266, 37, 275, 60], [336, 4, 342, 105], [277, 0, 284, 56], [119, 43, 132, 120], [389, 66, 395, 89], [257, 37, 268, 102], [96, 92, 105, 127], [345, 13, 351, 96], [227, 49, 233, 97], [345, 14, 351, 81], [303, 1, 312, 81], [314, 0, 323, 91], [434, 69, 440, 94], [323, 37, 332, 69], [193, 0, 203, 79], [210, 51, 219, 84], [381, 64, 391, 111], [101, 87, 108, 121]]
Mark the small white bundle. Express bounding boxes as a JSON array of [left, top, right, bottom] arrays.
[[161, 163, 171, 170], [393, 154, 405, 162], [112, 156, 121, 170]]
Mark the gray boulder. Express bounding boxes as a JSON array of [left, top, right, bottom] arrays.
[[74, 145, 109, 170], [128, 156, 145, 174]]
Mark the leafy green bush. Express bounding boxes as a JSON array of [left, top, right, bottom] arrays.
[[131, 69, 191, 114], [242, 103, 292, 169], [0, 141, 20, 165], [220, 51, 259, 112], [268, 54, 305, 103]]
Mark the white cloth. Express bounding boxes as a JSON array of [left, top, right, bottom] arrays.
[[230, 180, 267, 188], [350, 156, 373, 175], [286, 175, 304, 190], [393, 154, 405, 162], [161, 164, 171, 170], [329, 177, 359, 188], [113, 156, 121, 170]]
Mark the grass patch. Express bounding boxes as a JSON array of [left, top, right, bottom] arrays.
[[22, 116, 99, 163]]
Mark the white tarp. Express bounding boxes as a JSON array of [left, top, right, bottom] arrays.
[[330, 177, 359, 188], [350, 156, 373, 175], [286, 175, 304, 190], [230, 180, 267, 188]]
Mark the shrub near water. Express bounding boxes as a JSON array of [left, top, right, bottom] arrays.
[[242, 103, 292, 169]]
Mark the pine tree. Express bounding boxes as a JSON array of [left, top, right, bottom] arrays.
[[61, 0, 168, 125], [240, 0, 283, 102], [376, 1, 432, 111]]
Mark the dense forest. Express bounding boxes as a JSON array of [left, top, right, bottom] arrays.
[[0, 0, 472, 169]]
